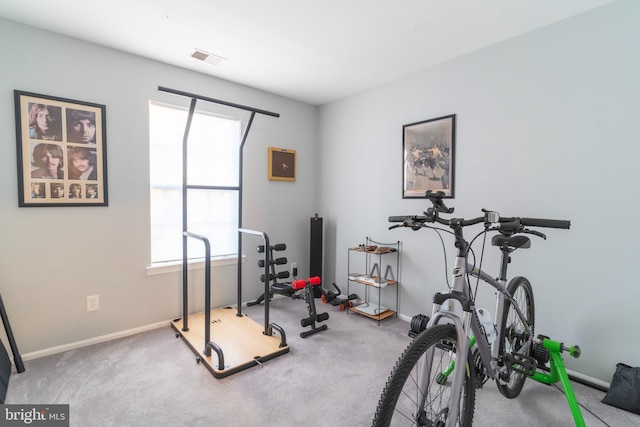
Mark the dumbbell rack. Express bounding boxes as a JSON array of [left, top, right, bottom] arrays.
[[247, 243, 292, 306], [248, 244, 329, 338]]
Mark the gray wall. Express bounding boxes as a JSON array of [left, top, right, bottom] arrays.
[[318, 0, 639, 384], [1, 0, 638, 386], [0, 19, 318, 353]]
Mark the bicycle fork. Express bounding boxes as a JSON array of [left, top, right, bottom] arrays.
[[422, 309, 471, 427], [418, 255, 474, 426]]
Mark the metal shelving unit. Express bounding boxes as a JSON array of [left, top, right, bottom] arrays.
[[347, 237, 400, 325]]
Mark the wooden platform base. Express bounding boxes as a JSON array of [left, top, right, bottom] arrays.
[[171, 306, 289, 379]]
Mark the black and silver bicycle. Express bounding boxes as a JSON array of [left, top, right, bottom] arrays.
[[372, 191, 570, 427]]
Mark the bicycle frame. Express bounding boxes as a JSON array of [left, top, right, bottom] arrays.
[[420, 248, 534, 426], [378, 193, 571, 427]]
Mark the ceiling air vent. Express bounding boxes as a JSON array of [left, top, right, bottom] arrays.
[[190, 49, 226, 66]]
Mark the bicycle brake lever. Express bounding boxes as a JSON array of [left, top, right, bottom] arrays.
[[403, 220, 424, 231], [523, 228, 547, 240], [389, 221, 422, 230]]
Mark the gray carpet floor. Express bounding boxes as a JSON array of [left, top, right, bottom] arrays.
[[5, 297, 639, 426]]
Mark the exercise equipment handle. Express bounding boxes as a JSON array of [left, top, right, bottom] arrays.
[[292, 276, 322, 290], [308, 276, 321, 285]]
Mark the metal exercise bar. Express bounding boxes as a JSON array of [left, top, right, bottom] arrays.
[[159, 86, 279, 327], [181, 97, 197, 332], [239, 228, 271, 335], [187, 184, 240, 191], [0, 294, 24, 373], [183, 231, 212, 356], [236, 112, 255, 317], [158, 86, 280, 118]]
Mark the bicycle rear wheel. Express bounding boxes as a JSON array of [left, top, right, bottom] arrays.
[[373, 324, 476, 426], [496, 276, 535, 399]]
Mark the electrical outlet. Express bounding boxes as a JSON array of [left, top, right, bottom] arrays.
[[291, 262, 297, 277], [87, 295, 99, 312]]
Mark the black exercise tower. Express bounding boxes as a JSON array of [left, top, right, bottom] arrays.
[[0, 293, 24, 403], [159, 86, 289, 378]]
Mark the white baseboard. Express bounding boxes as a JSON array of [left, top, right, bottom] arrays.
[[565, 368, 610, 390], [18, 303, 254, 363], [20, 320, 171, 362], [397, 313, 412, 323]]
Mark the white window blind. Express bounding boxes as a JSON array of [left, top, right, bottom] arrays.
[[149, 101, 240, 264]]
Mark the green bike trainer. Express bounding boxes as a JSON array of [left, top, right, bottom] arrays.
[[436, 335, 585, 426], [531, 337, 585, 427]]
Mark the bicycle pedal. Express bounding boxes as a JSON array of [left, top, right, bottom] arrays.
[[505, 352, 537, 377]]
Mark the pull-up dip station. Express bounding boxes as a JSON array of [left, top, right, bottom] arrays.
[[159, 86, 288, 379]]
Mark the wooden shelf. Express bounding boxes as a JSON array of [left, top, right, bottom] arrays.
[[352, 277, 397, 288], [350, 246, 397, 255], [350, 306, 397, 321]]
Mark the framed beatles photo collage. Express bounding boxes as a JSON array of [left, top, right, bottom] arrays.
[[14, 90, 108, 207]]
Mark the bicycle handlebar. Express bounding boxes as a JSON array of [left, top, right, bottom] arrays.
[[389, 191, 570, 235], [499, 217, 570, 230], [388, 215, 425, 223], [388, 214, 570, 230], [522, 217, 571, 229]]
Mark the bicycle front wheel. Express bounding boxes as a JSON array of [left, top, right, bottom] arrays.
[[496, 276, 535, 399], [373, 324, 476, 427]]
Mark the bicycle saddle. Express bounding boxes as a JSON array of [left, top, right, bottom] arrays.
[[491, 234, 531, 249]]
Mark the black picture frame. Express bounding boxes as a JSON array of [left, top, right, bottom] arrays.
[[402, 114, 455, 198], [14, 90, 108, 207]]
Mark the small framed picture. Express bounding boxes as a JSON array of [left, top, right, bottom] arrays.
[[402, 114, 455, 198], [14, 90, 108, 207], [268, 147, 296, 182]]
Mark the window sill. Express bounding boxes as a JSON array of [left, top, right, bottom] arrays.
[[146, 255, 245, 276]]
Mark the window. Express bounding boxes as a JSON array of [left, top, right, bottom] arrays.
[[149, 101, 241, 266]]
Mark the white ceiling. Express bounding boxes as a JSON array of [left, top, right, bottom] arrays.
[[0, 0, 614, 105]]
